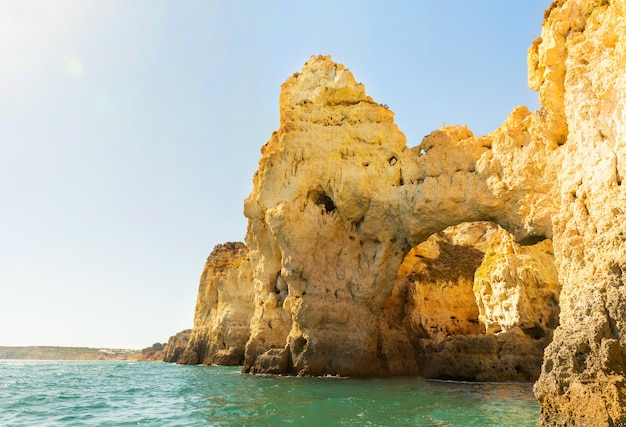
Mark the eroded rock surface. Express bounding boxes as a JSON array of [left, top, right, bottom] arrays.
[[530, 1, 626, 425], [178, 242, 254, 365], [162, 329, 191, 363], [241, 52, 561, 378], [381, 222, 560, 381], [473, 225, 560, 337], [184, 0, 626, 424]]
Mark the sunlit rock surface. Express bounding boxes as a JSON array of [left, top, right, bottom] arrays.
[[162, 329, 191, 363], [182, 0, 626, 424], [380, 222, 560, 381], [529, 1, 626, 425], [240, 54, 560, 378], [178, 242, 253, 365]]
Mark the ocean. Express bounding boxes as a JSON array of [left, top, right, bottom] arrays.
[[0, 360, 539, 426]]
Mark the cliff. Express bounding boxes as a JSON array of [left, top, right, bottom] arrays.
[[180, 0, 626, 424], [179, 242, 254, 365], [181, 223, 560, 380], [138, 343, 166, 361], [239, 54, 562, 378], [529, 1, 626, 425], [161, 329, 191, 363], [379, 221, 560, 381]]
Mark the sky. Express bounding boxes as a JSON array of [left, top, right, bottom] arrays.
[[0, 1, 550, 349]]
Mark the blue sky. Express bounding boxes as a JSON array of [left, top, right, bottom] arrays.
[[0, 1, 550, 348]]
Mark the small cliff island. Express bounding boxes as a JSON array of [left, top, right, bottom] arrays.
[[164, 1, 626, 426]]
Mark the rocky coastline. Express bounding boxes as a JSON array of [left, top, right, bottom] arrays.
[[165, 1, 626, 425], [0, 346, 144, 361]]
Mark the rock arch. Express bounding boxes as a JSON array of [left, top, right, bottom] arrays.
[[242, 2, 626, 417], [241, 56, 560, 378], [179, 1, 626, 424]]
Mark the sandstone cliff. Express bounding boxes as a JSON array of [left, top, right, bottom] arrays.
[[379, 221, 560, 381], [182, 0, 626, 424], [179, 242, 254, 365], [529, 1, 626, 425], [161, 329, 191, 363], [240, 54, 562, 378], [138, 343, 166, 361], [181, 222, 560, 381], [239, 0, 626, 418]]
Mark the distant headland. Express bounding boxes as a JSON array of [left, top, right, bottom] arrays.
[[0, 345, 164, 361]]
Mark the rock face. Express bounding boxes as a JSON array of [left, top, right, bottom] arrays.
[[472, 225, 560, 337], [181, 222, 560, 381], [179, 242, 254, 365], [380, 222, 560, 381], [184, 0, 626, 423], [529, 1, 626, 425], [241, 53, 562, 379], [139, 343, 167, 361], [162, 329, 191, 363]]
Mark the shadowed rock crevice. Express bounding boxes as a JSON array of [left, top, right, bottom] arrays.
[[308, 189, 336, 213]]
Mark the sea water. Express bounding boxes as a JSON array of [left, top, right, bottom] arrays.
[[0, 360, 539, 426]]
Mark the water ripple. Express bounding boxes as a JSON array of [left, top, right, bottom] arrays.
[[0, 361, 538, 426]]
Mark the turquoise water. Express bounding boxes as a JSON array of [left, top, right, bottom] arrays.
[[0, 360, 539, 426]]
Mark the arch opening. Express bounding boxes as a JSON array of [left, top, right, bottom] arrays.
[[381, 221, 561, 381]]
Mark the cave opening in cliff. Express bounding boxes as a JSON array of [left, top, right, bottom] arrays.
[[307, 188, 336, 213], [385, 221, 561, 381]]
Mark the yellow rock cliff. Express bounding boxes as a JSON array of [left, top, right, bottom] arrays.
[[180, 1, 626, 424], [241, 52, 560, 378], [379, 222, 560, 381], [180, 242, 254, 365]]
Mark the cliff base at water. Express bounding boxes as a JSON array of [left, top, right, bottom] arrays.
[[175, 1, 626, 425]]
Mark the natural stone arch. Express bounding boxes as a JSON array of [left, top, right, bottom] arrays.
[[179, 2, 626, 422], [241, 56, 561, 377], [234, 1, 626, 423]]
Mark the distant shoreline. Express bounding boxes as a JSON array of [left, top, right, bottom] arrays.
[[0, 346, 145, 361]]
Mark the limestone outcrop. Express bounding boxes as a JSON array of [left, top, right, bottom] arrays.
[[181, 0, 626, 424], [238, 0, 626, 419], [139, 342, 166, 361], [179, 242, 254, 365], [241, 53, 562, 378], [181, 221, 560, 381], [162, 329, 191, 363], [379, 222, 560, 381], [529, 1, 626, 425]]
